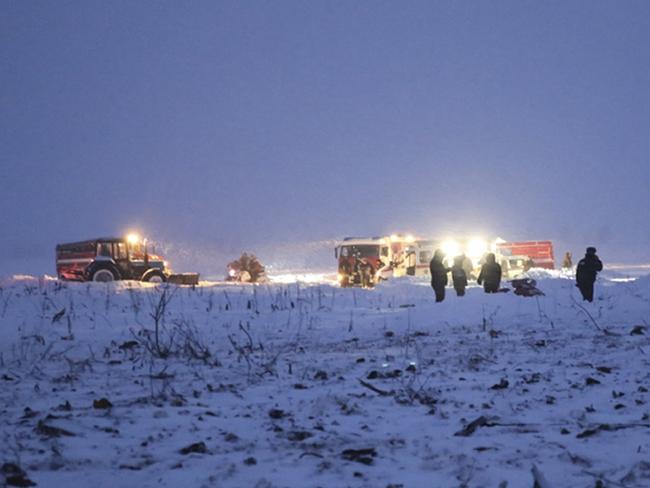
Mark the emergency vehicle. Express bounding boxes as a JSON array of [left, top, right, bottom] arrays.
[[335, 235, 555, 285], [495, 240, 555, 278]]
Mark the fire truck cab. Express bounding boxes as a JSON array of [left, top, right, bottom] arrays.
[[335, 237, 389, 287], [56, 235, 169, 283]]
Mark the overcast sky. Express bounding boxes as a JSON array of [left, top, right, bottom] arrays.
[[2, 1, 649, 275]]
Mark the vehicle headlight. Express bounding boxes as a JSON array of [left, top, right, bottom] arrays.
[[467, 238, 488, 258], [441, 239, 460, 258]]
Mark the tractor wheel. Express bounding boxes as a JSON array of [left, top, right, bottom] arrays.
[[142, 270, 166, 283], [92, 268, 116, 282]]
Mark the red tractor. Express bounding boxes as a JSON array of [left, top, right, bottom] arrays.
[[56, 235, 170, 282]]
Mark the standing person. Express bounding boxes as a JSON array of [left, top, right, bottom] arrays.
[[429, 250, 449, 302], [451, 255, 468, 297], [359, 257, 374, 288], [405, 248, 417, 276], [576, 247, 603, 302], [477, 253, 502, 293], [562, 251, 573, 269]]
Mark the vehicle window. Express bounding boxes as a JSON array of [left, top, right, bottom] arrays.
[[353, 245, 379, 258], [98, 243, 111, 257], [115, 243, 128, 260], [341, 247, 349, 257], [420, 251, 432, 262], [381, 247, 389, 257]]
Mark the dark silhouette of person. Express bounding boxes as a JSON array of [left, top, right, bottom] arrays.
[[477, 252, 502, 293], [451, 255, 468, 297], [405, 249, 416, 276], [358, 257, 374, 288], [338, 259, 351, 288], [429, 249, 449, 302], [576, 247, 603, 302]]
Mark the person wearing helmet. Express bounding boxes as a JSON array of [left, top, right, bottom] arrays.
[[576, 247, 603, 302]]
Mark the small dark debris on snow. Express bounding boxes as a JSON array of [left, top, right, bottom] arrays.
[[585, 405, 596, 413], [268, 408, 287, 419], [612, 391, 624, 398], [523, 373, 542, 384], [51, 308, 66, 323], [631, 325, 646, 335], [367, 370, 379, 380], [179, 441, 208, 455], [490, 379, 509, 390], [639, 386, 648, 393], [2, 463, 36, 487], [292, 383, 308, 390], [35, 420, 75, 438], [287, 431, 313, 442], [119, 340, 139, 350], [21, 407, 38, 419], [585, 377, 601, 386], [56, 400, 72, 412], [341, 447, 377, 465], [93, 398, 113, 409], [314, 370, 328, 380], [596, 366, 612, 374], [2, 374, 14, 381], [546, 395, 556, 405], [454, 416, 493, 437], [243, 457, 257, 466], [223, 432, 239, 442], [356, 357, 365, 363], [561, 428, 570, 435], [406, 364, 416, 373], [384, 330, 395, 338], [614, 403, 626, 410]]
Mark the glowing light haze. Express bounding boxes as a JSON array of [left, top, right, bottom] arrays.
[[1, 1, 649, 275]]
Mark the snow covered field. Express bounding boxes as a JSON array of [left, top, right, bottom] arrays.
[[1, 274, 650, 487]]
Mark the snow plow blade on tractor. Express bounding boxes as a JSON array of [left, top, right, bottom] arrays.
[[55, 235, 199, 284]]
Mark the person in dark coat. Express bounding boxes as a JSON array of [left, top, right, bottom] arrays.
[[576, 247, 603, 302], [451, 255, 468, 296], [429, 249, 449, 302], [477, 252, 502, 293]]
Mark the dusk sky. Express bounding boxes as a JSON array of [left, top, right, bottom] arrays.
[[2, 1, 649, 275]]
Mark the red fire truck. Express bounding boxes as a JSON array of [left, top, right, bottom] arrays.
[[56, 235, 170, 282], [496, 240, 555, 277]]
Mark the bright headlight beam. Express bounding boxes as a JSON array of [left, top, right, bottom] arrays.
[[467, 238, 488, 258], [441, 239, 460, 258]]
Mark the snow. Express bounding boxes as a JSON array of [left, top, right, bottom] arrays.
[[1, 274, 650, 487]]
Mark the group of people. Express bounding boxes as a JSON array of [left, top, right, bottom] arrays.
[[429, 251, 503, 302], [429, 247, 603, 303]]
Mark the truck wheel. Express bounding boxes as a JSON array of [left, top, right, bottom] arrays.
[[92, 268, 116, 282], [142, 270, 166, 283]]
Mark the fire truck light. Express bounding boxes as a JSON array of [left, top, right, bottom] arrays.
[[441, 239, 460, 258], [467, 238, 488, 258], [126, 233, 141, 244]]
